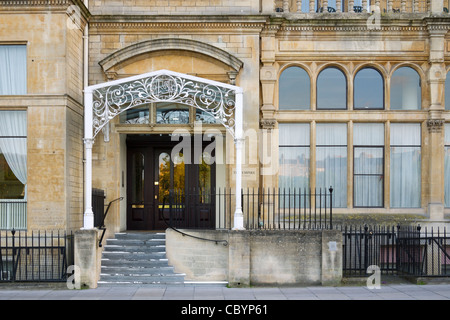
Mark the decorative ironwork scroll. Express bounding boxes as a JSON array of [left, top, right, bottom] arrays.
[[92, 72, 237, 138]]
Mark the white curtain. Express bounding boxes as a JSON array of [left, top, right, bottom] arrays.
[[279, 124, 310, 207], [390, 123, 421, 208], [316, 123, 347, 208], [0, 111, 27, 199], [0, 45, 27, 95], [445, 124, 450, 207], [390, 67, 421, 110], [354, 124, 384, 207]]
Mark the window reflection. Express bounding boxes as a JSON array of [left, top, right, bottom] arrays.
[[120, 106, 150, 124], [354, 68, 384, 110], [156, 103, 190, 124], [279, 66, 310, 110], [317, 67, 347, 110], [131, 152, 145, 203], [390, 67, 421, 110]]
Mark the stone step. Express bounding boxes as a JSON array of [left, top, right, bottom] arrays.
[[102, 251, 167, 260], [101, 265, 176, 275], [105, 239, 166, 247], [102, 244, 166, 253], [100, 231, 185, 286], [114, 232, 166, 240], [99, 273, 185, 284]]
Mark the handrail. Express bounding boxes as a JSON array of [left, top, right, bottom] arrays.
[[160, 196, 228, 246], [98, 197, 123, 247]]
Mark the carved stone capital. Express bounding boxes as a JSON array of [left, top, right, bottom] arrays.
[[261, 119, 277, 130], [427, 119, 445, 133]]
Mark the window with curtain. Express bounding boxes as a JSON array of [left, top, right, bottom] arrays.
[[353, 123, 384, 207], [445, 124, 450, 207], [390, 123, 421, 208], [316, 123, 347, 208], [445, 71, 450, 111], [0, 110, 27, 230], [278, 66, 310, 110], [354, 68, 384, 110], [390, 67, 421, 110], [279, 123, 310, 207], [0, 45, 27, 95], [317, 67, 347, 110]]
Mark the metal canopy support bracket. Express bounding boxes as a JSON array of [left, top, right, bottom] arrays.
[[82, 70, 244, 230]]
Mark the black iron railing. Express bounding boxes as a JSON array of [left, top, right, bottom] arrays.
[[163, 187, 333, 231], [0, 229, 73, 282], [341, 224, 450, 277]]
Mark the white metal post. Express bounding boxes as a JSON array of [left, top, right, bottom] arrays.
[[83, 89, 94, 229], [233, 90, 244, 230]]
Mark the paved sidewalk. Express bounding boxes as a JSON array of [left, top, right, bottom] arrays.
[[1, 282, 450, 300]]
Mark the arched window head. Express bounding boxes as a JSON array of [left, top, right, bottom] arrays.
[[317, 67, 347, 110], [278, 66, 310, 110], [354, 68, 384, 110], [390, 67, 421, 110]]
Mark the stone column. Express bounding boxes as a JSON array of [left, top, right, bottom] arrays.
[[426, 26, 447, 221]]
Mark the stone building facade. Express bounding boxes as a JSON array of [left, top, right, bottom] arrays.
[[0, 0, 450, 240]]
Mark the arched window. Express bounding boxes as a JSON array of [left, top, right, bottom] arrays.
[[445, 71, 450, 110], [317, 67, 347, 110], [390, 67, 421, 110], [278, 66, 310, 110], [354, 68, 384, 110]]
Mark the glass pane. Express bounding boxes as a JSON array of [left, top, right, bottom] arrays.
[[446, 72, 450, 110], [279, 123, 310, 146], [445, 123, 450, 145], [317, 68, 347, 110], [354, 68, 384, 109], [131, 152, 144, 203], [119, 106, 149, 124], [353, 123, 384, 146], [316, 123, 347, 146], [0, 45, 27, 95], [0, 153, 24, 199], [195, 109, 217, 124], [354, 175, 383, 207], [390, 146, 421, 208], [156, 103, 190, 124], [354, 147, 383, 174], [390, 123, 421, 146], [316, 146, 347, 208], [173, 152, 185, 191], [390, 67, 421, 110], [279, 146, 310, 208], [445, 147, 450, 207], [279, 67, 310, 110], [158, 152, 171, 204], [199, 153, 211, 204]]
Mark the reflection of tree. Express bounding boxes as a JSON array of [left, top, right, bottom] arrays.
[[159, 153, 185, 204], [159, 153, 171, 203], [199, 155, 211, 203]]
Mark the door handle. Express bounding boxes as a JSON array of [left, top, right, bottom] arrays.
[[132, 204, 144, 209]]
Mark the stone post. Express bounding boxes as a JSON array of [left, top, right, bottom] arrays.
[[74, 229, 101, 289]]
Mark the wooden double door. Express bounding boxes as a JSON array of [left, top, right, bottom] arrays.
[[126, 135, 215, 230]]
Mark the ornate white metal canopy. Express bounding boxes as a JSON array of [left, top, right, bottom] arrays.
[[89, 70, 240, 139], [83, 70, 244, 230]]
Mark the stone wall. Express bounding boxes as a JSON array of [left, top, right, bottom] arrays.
[[166, 228, 343, 286]]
